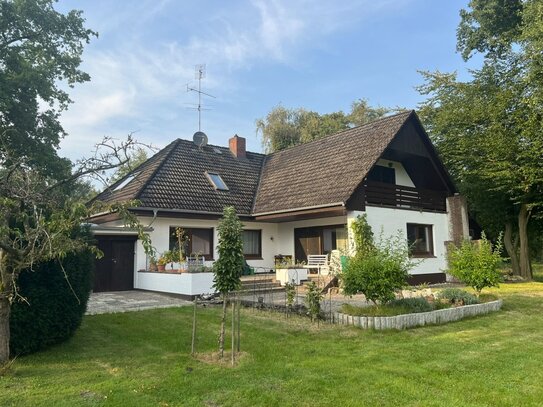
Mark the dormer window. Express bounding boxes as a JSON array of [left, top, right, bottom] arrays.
[[113, 172, 139, 191], [205, 172, 229, 191]]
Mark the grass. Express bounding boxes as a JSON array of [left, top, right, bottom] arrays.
[[2, 278, 543, 406]]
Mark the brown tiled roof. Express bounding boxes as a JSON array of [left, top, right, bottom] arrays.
[[94, 139, 265, 215], [95, 111, 416, 216], [252, 110, 413, 214]]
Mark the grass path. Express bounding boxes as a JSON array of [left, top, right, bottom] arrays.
[[1, 281, 543, 406]]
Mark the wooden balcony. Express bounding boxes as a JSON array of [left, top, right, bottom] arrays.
[[364, 181, 447, 212]]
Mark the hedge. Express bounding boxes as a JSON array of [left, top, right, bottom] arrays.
[[9, 249, 93, 356]]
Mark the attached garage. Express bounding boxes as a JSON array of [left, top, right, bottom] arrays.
[[92, 232, 138, 292]]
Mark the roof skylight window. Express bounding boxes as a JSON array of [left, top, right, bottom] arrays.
[[113, 172, 139, 191], [205, 172, 229, 191]]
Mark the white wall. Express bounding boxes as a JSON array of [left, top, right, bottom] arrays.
[[348, 207, 449, 275], [375, 159, 415, 187], [99, 216, 279, 276], [135, 271, 215, 296]]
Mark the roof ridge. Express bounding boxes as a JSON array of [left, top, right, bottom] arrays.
[[265, 109, 414, 157], [176, 137, 266, 157], [133, 139, 181, 200]]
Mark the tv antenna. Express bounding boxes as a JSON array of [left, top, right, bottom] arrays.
[[187, 64, 216, 133]]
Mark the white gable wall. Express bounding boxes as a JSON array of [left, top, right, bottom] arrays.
[[347, 208, 449, 275], [374, 158, 415, 187]]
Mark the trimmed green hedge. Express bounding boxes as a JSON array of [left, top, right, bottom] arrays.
[[9, 250, 93, 356]]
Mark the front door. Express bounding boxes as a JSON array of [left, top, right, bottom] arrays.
[[94, 236, 136, 292]]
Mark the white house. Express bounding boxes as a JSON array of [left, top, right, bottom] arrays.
[[89, 111, 469, 298]]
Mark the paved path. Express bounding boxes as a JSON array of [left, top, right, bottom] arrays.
[[86, 290, 192, 315]]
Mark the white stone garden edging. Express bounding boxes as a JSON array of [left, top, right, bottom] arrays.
[[333, 299, 503, 330]]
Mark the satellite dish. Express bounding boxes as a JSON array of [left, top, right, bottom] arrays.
[[193, 131, 208, 148]]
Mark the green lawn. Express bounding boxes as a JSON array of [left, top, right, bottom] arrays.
[[2, 281, 543, 406]]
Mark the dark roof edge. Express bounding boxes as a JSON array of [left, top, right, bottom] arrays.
[[252, 202, 345, 217], [342, 110, 415, 202], [132, 206, 252, 217], [408, 113, 458, 194]]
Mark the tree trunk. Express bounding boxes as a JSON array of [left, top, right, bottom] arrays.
[[518, 204, 533, 280], [231, 300, 235, 366], [504, 222, 521, 276], [0, 249, 12, 366], [218, 294, 227, 358], [0, 295, 10, 366]]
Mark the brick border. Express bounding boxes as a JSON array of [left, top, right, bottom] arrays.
[[333, 300, 502, 330]]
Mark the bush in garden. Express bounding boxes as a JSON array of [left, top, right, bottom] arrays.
[[447, 233, 503, 296], [437, 288, 479, 305], [304, 282, 323, 321], [342, 220, 414, 305], [10, 250, 93, 356]]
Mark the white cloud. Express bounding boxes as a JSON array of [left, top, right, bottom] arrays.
[[59, 0, 412, 159]]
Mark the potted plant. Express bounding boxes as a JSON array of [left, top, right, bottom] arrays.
[[157, 251, 171, 272], [149, 256, 158, 272]]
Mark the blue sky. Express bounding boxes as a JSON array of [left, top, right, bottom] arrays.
[[57, 0, 480, 160]]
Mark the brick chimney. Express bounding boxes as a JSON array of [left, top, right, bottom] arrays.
[[229, 134, 246, 158]]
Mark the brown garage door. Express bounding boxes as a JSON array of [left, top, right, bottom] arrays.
[[94, 236, 137, 292]]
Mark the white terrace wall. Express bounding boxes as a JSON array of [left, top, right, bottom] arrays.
[[347, 207, 450, 276]]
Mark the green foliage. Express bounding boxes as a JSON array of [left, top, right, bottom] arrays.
[[437, 288, 480, 305], [213, 206, 244, 294], [341, 297, 437, 317], [9, 249, 93, 356], [0, 0, 96, 178], [256, 100, 393, 153], [285, 282, 296, 309], [304, 282, 322, 321], [109, 148, 148, 184], [350, 214, 374, 255], [457, 0, 523, 60], [342, 227, 413, 304], [418, 0, 543, 279], [447, 234, 503, 295]]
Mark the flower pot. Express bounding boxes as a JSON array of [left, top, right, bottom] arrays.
[[157, 264, 166, 272]]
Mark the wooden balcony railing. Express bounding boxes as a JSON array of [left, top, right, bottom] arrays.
[[364, 181, 447, 212]]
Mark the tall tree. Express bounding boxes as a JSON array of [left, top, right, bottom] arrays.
[[418, 0, 543, 279], [0, 1, 154, 366], [0, 0, 96, 178], [256, 99, 391, 153]]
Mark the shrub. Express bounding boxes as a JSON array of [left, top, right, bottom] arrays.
[[305, 282, 323, 321], [388, 297, 433, 313], [9, 249, 93, 356], [447, 233, 503, 295], [342, 227, 414, 304], [437, 288, 479, 305]]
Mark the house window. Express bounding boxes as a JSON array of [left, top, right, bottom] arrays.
[[367, 165, 396, 184], [169, 227, 214, 260], [113, 172, 139, 191], [243, 230, 262, 259], [205, 172, 229, 190], [407, 223, 434, 257]]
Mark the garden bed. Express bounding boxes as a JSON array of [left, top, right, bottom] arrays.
[[333, 299, 503, 329]]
